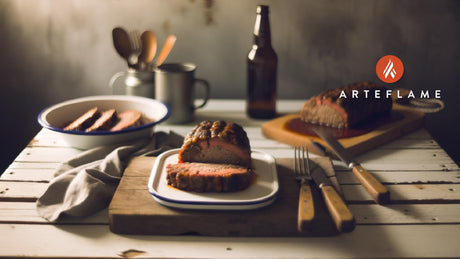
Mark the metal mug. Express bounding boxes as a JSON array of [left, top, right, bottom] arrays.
[[109, 69, 155, 98], [154, 63, 210, 124]]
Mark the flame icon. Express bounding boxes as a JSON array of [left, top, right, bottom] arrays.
[[383, 59, 397, 79], [376, 55, 403, 83]]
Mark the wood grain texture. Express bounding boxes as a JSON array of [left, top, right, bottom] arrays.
[[352, 164, 390, 204], [261, 104, 425, 157], [108, 156, 340, 236], [297, 183, 314, 232], [321, 185, 355, 233]]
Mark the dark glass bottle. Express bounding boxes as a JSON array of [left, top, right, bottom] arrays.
[[246, 5, 278, 119]]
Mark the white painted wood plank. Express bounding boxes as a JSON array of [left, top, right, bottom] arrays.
[[0, 202, 108, 224], [0, 182, 48, 201], [15, 147, 81, 163], [19, 144, 457, 172], [0, 168, 56, 182], [2, 180, 458, 204], [343, 184, 460, 203], [198, 99, 303, 113], [336, 170, 460, 184], [2, 202, 459, 226], [0, 224, 459, 258], [350, 204, 460, 224], [6, 161, 61, 170]]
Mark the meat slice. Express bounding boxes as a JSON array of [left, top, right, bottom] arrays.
[[85, 109, 118, 132], [178, 121, 252, 168], [63, 107, 100, 131], [110, 110, 144, 131], [166, 162, 253, 192], [300, 81, 393, 128]]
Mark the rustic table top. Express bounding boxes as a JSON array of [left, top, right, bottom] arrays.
[[1, 99, 459, 258]]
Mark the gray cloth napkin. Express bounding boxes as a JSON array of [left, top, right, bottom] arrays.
[[36, 131, 184, 222]]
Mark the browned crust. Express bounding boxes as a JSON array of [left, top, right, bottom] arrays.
[[178, 120, 251, 165]]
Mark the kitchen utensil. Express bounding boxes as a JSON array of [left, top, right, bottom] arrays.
[[128, 31, 142, 69], [154, 63, 210, 124], [138, 30, 157, 71], [304, 145, 355, 232], [154, 35, 177, 67], [312, 127, 390, 204], [293, 146, 315, 232], [112, 27, 131, 65]]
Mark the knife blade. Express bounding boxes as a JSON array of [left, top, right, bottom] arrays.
[[312, 127, 390, 205], [309, 160, 355, 233]]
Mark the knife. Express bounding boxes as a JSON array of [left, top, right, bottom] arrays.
[[312, 127, 390, 205], [311, 162, 355, 233]]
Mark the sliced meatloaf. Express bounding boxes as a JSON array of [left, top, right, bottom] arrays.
[[178, 120, 252, 168], [85, 109, 118, 132], [110, 110, 144, 132], [166, 162, 253, 192], [300, 81, 393, 128], [63, 107, 100, 131]]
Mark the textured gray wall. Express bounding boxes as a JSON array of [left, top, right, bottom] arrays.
[[1, 0, 459, 171]]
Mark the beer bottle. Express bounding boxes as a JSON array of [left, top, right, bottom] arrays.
[[246, 5, 278, 119]]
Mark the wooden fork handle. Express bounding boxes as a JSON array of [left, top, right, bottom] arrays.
[[321, 185, 355, 233], [297, 183, 315, 232], [352, 165, 390, 205]]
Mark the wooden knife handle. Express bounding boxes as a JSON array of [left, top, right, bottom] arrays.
[[321, 185, 355, 233], [352, 165, 390, 205], [297, 183, 315, 232]]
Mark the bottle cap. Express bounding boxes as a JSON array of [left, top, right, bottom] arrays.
[[256, 5, 269, 14]]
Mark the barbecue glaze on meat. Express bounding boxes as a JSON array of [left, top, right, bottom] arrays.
[[300, 81, 393, 128], [178, 120, 252, 168], [166, 162, 253, 192]]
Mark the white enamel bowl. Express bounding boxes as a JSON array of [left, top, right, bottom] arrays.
[[38, 95, 169, 149]]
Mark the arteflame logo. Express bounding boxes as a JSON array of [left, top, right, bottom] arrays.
[[376, 55, 404, 83]]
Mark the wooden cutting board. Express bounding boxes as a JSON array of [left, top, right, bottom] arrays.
[[108, 156, 342, 237], [262, 104, 425, 157]]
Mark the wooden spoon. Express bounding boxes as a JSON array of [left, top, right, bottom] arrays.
[[154, 35, 177, 67], [138, 30, 157, 71], [112, 27, 131, 65]]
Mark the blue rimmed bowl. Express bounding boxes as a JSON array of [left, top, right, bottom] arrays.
[[38, 95, 169, 149]]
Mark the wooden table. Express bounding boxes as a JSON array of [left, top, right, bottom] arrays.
[[1, 100, 459, 258]]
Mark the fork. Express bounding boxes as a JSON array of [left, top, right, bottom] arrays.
[[128, 31, 142, 69], [294, 146, 315, 232]]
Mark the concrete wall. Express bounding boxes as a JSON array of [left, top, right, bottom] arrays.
[[1, 0, 459, 171]]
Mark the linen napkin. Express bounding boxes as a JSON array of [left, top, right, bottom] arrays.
[[36, 131, 184, 222]]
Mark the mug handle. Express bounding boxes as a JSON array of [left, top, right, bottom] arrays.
[[193, 78, 210, 109], [109, 71, 127, 94]]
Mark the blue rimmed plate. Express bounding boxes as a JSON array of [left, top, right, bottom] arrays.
[[148, 149, 279, 210]]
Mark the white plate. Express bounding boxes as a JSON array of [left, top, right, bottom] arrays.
[[148, 149, 279, 210]]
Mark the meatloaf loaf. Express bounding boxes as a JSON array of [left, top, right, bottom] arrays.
[[178, 120, 252, 168], [166, 162, 253, 192], [300, 81, 393, 128]]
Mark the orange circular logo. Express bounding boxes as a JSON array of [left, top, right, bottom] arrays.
[[376, 55, 404, 83]]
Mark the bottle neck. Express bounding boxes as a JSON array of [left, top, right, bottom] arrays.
[[253, 7, 272, 47]]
